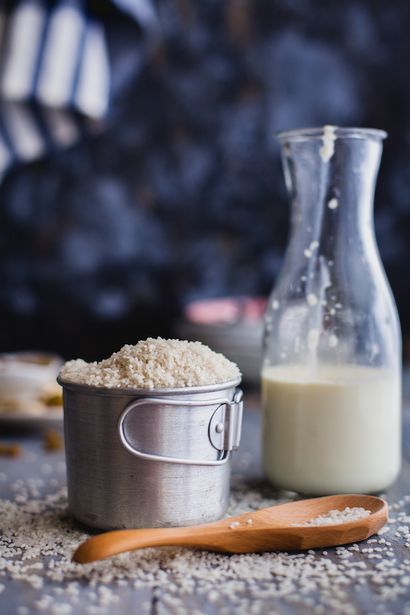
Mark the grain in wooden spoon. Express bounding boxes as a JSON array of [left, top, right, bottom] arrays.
[[73, 494, 388, 563]]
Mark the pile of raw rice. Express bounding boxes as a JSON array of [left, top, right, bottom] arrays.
[[59, 338, 240, 389]]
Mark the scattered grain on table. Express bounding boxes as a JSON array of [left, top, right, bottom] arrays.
[[1, 479, 410, 615]]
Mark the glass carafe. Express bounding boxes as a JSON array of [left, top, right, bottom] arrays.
[[262, 126, 401, 495]]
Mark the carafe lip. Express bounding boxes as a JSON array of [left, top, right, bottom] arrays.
[[277, 126, 387, 142]]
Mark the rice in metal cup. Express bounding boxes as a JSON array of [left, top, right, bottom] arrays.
[[58, 376, 243, 530]]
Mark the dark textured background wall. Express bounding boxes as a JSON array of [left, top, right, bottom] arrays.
[[0, 0, 409, 360]]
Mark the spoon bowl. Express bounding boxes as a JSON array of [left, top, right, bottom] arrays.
[[73, 494, 388, 564]]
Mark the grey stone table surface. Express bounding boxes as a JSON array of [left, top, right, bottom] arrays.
[[1, 376, 410, 615]]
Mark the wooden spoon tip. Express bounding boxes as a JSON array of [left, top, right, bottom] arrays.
[[72, 542, 94, 564]]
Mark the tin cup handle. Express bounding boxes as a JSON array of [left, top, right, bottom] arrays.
[[117, 390, 243, 466]]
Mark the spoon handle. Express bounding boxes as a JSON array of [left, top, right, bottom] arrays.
[[73, 526, 219, 563]]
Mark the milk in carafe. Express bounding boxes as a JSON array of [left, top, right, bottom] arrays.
[[262, 364, 401, 494]]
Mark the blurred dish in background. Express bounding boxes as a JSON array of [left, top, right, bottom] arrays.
[[178, 297, 266, 385], [0, 352, 63, 426]]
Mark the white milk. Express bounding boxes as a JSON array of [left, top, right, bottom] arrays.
[[262, 364, 401, 494]]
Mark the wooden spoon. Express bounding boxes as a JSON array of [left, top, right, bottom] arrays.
[[73, 494, 388, 564]]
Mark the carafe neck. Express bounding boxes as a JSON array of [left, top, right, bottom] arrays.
[[280, 127, 385, 250]]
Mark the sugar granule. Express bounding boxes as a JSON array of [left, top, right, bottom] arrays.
[[60, 338, 240, 389]]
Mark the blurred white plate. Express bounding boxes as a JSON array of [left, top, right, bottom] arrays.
[[0, 351, 62, 397], [0, 351, 63, 428]]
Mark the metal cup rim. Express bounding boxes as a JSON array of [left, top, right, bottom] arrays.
[[57, 375, 242, 397]]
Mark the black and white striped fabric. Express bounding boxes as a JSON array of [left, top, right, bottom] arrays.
[[0, 0, 157, 178]]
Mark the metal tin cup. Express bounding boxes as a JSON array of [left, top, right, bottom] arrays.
[[58, 376, 243, 530]]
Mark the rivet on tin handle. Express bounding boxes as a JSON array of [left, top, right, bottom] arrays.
[[208, 389, 243, 452], [117, 391, 243, 466]]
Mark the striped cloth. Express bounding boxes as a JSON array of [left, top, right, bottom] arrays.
[[0, 0, 158, 179]]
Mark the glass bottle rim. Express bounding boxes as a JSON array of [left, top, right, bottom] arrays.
[[276, 126, 387, 142]]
